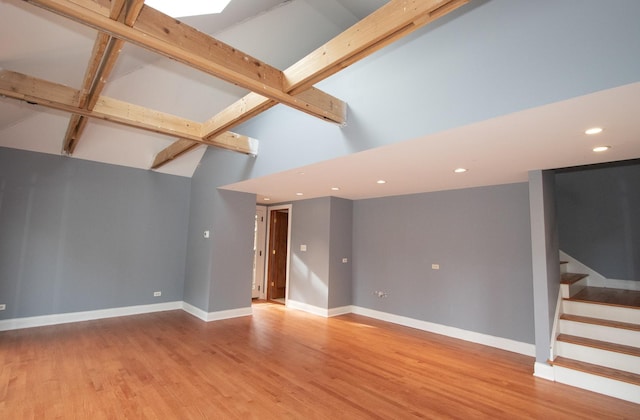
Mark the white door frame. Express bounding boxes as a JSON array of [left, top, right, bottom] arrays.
[[263, 204, 292, 302], [252, 206, 267, 299]]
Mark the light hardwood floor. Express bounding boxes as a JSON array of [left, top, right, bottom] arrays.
[[1, 302, 639, 419]]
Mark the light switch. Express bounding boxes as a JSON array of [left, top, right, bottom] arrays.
[[432, 264, 440, 270], [203, 230, 210, 238], [342, 258, 348, 263], [300, 244, 307, 251]]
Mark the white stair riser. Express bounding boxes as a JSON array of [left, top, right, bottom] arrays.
[[556, 341, 640, 374], [553, 365, 640, 404], [563, 300, 640, 324], [560, 280, 587, 299], [558, 320, 640, 347], [560, 263, 568, 274]]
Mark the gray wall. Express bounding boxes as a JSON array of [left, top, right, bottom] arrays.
[[290, 197, 331, 308], [289, 197, 353, 310], [235, 0, 640, 180], [556, 162, 640, 281], [529, 170, 560, 363], [0, 147, 190, 319], [328, 197, 352, 309], [187, 0, 640, 318], [352, 183, 534, 344], [184, 148, 256, 312]]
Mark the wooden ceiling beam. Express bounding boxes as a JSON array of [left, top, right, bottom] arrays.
[[62, 0, 135, 154], [151, 0, 468, 169], [0, 70, 256, 155], [284, 0, 468, 92], [23, 0, 346, 126]]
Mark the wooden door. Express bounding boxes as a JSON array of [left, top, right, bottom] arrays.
[[268, 210, 288, 300]]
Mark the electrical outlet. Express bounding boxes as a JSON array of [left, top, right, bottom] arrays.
[[153, 291, 162, 297], [0, 304, 5, 311]]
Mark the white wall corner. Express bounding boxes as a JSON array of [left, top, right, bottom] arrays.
[[534, 361, 555, 381]]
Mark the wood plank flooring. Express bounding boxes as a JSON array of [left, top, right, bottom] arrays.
[[1, 302, 639, 419]]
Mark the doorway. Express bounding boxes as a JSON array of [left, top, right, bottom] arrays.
[[264, 205, 291, 304], [252, 206, 267, 299]]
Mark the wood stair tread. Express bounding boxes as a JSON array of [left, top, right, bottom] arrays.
[[556, 334, 640, 357], [560, 272, 588, 285], [560, 314, 640, 331], [552, 356, 640, 386], [567, 286, 640, 309]]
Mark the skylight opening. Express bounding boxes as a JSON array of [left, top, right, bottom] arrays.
[[145, 0, 232, 18]]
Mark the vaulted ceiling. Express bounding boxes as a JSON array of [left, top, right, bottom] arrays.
[[1, 0, 639, 203], [1, 0, 466, 175]]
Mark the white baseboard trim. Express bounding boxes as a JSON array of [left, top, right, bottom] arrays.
[[351, 306, 535, 357], [533, 361, 555, 381], [285, 300, 351, 318], [207, 306, 253, 321], [286, 299, 329, 317], [0, 301, 183, 332], [182, 302, 252, 322], [181, 302, 209, 321], [327, 305, 352, 317], [605, 278, 640, 291]]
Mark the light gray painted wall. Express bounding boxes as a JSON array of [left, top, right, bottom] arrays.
[[556, 162, 640, 281], [186, 0, 640, 317], [328, 197, 352, 309], [184, 149, 257, 312], [235, 0, 640, 179], [290, 198, 331, 308], [0, 147, 190, 320], [529, 170, 560, 363], [352, 183, 534, 344]]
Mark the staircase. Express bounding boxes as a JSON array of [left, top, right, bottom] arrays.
[[549, 262, 640, 404]]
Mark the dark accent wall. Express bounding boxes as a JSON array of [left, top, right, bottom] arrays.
[[352, 183, 534, 344], [0, 147, 190, 319], [556, 162, 640, 281]]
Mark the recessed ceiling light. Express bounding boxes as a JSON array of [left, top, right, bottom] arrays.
[[263, 197, 271, 201], [298, 172, 306, 176], [376, 180, 386, 184], [145, 0, 232, 17], [331, 187, 340, 191], [295, 192, 304, 196], [585, 127, 603, 135], [593, 146, 611, 152], [454, 168, 468, 173]]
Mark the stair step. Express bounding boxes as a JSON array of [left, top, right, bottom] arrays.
[[559, 314, 640, 347], [561, 272, 588, 285], [552, 356, 640, 386], [571, 287, 640, 309], [556, 334, 640, 357], [560, 314, 640, 332]]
